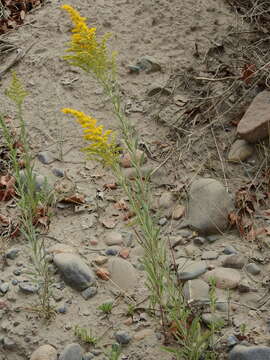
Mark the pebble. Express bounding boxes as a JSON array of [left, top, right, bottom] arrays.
[[104, 231, 123, 246], [222, 254, 246, 269], [246, 263, 261, 275], [11, 280, 18, 286], [227, 335, 239, 348], [94, 256, 108, 265], [184, 178, 233, 235], [223, 246, 238, 255], [105, 248, 119, 256], [207, 234, 220, 243], [3, 336, 16, 350], [184, 244, 201, 257], [172, 205, 185, 220], [81, 286, 97, 300], [158, 217, 167, 226], [108, 258, 137, 291], [229, 345, 270, 360], [59, 343, 83, 360], [19, 282, 39, 294], [201, 251, 218, 260], [48, 244, 76, 255], [115, 331, 132, 345], [203, 268, 241, 289], [19, 170, 50, 193], [58, 305, 67, 314], [202, 313, 225, 326], [120, 150, 146, 168], [136, 55, 162, 73], [5, 248, 20, 260], [228, 139, 253, 163], [177, 260, 207, 280], [53, 253, 96, 291], [52, 168, 65, 178], [37, 151, 55, 164], [30, 344, 58, 360], [0, 283, 9, 294], [193, 237, 206, 246], [183, 279, 209, 302], [238, 279, 251, 293]]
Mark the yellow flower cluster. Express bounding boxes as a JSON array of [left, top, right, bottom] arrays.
[[62, 108, 120, 166], [62, 5, 116, 80]]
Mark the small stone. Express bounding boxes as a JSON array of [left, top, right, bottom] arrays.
[[105, 248, 119, 256], [48, 244, 76, 255], [108, 258, 137, 291], [30, 344, 57, 360], [237, 90, 270, 143], [134, 329, 153, 341], [0, 283, 9, 294], [58, 305, 67, 314], [81, 287, 97, 300], [120, 150, 146, 168], [3, 336, 16, 350], [128, 65, 141, 73], [53, 253, 95, 291], [193, 237, 206, 246], [238, 279, 251, 293], [59, 343, 83, 360], [228, 139, 253, 163], [19, 170, 50, 193], [202, 313, 225, 326], [52, 290, 64, 302], [222, 254, 246, 269], [37, 151, 55, 164], [172, 205, 185, 220], [115, 331, 132, 345], [207, 234, 220, 243], [223, 246, 238, 255], [246, 263, 261, 275], [94, 256, 108, 265], [137, 55, 161, 73], [19, 282, 39, 294], [229, 345, 270, 360], [11, 280, 18, 286], [203, 268, 241, 289], [183, 279, 209, 302], [201, 251, 218, 260], [104, 231, 123, 246], [5, 248, 20, 260], [177, 260, 207, 280], [119, 248, 130, 259], [52, 168, 65, 177], [227, 335, 239, 348], [158, 217, 167, 226], [184, 244, 201, 257]]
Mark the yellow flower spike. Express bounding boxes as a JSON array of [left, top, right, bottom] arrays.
[[62, 108, 120, 166]]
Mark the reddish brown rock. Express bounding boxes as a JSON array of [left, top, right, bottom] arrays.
[[237, 90, 270, 143]]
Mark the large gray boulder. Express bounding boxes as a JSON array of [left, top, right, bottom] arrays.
[[229, 345, 270, 360]]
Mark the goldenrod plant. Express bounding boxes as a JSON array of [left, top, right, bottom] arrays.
[[62, 5, 219, 358], [0, 73, 55, 319]]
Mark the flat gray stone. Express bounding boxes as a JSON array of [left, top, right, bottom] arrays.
[[59, 343, 83, 360], [177, 259, 207, 280], [183, 279, 209, 302], [53, 254, 95, 291], [184, 178, 233, 235], [108, 258, 137, 291], [246, 263, 261, 275], [222, 254, 246, 269], [229, 345, 270, 360], [201, 251, 218, 260]]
